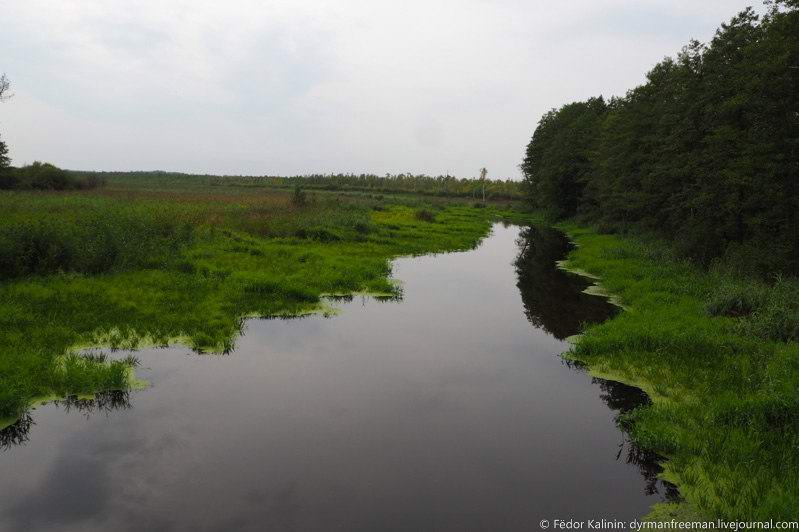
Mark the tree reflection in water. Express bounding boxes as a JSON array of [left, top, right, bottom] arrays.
[[514, 225, 618, 340], [1, 226, 680, 505], [517, 225, 679, 502]]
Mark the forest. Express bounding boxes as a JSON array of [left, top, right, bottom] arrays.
[[521, 1, 798, 276], [518, 0, 799, 519]]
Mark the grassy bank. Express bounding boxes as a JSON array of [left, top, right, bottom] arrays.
[[559, 224, 799, 520], [0, 185, 525, 423]]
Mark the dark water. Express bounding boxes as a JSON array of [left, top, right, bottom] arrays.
[[0, 224, 675, 531]]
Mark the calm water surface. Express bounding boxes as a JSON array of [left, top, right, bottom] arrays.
[[0, 224, 674, 531]]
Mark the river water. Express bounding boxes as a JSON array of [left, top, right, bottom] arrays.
[[0, 224, 674, 531]]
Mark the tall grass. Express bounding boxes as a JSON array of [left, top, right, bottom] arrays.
[[0, 197, 194, 278], [0, 187, 507, 421], [560, 224, 799, 520]]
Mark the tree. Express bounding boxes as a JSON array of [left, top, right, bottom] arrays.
[[0, 135, 8, 168], [0, 74, 11, 188], [521, 3, 799, 274], [0, 134, 14, 189], [521, 98, 606, 218], [0, 74, 10, 101], [292, 183, 307, 206], [479, 167, 487, 204]]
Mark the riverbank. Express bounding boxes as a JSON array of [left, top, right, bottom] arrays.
[[558, 224, 799, 520], [0, 186, 528, 424], [0, 222, 663, 529]]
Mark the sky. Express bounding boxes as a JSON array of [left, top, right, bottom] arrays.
[[1, 0, 764, 179]]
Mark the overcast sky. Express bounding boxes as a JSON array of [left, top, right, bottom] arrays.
[[1, 1, 762, 178]]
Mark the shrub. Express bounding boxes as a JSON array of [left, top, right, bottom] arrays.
[[706, 281, 767, 317], [19, 162, 75, 190], [0, 164, 105, 191], [415, 209, 436, 222], [739, 279, 799, 343], [292, 184, 307, 206]]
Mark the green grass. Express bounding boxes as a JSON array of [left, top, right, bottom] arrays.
[[0, 185, 529, 422], [6, 178, 796, 520], [558, 224, 799, 520]]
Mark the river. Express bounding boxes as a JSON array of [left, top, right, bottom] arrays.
[[0, 223, 675, 531]]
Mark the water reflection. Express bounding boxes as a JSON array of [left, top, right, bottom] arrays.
[[587, 369, 679, 501], [516, 226, 677, 501], [598, 377, 680, 501], [1, 391, 131, 449], [54, 390, 132, 417], [514, 225, 618, 340], [0, 413, 34, 450], [515, 226, 679, 500], [0, 223, 675, 530]]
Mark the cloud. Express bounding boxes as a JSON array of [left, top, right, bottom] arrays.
[[0, 0, 763, 177]]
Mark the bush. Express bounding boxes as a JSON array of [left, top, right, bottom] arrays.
[[707, 277, 799, 343], [739, 278, 799, 343], [414, 209, 436, 222], [0, 163, 105, 191], [0, 169, 19, 189], [19, 162, 75, 190], [292, 185, 307, 206], [706, 281, 767, 317]]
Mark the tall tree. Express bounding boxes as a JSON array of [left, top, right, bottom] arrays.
[[521, 2, 799, 274], [479, 167, 487, 204], [521, 97, 606, 218], [0, 74, 12, 188], [0, 74, 10, 101]]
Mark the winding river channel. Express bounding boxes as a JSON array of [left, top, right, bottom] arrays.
[[0, 224, 675, 531]]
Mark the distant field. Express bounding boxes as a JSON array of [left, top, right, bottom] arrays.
[[68, 169, 526, 200]]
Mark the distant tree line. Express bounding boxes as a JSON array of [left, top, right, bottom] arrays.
[[215, 172, 524, 200], [521, 2, 799, 275], [1, 162, 105, 191], [70, 170, 525, 200]]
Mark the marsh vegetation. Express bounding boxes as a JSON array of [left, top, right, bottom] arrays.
[[516, 2, 799, 520], [0, 223, 673, 530], [0, 174, 528, 423], [0, 1, 796, 525]]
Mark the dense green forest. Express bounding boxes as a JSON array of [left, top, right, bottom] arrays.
[[522, 1, 798, 275], [518, 1, 799, 519]]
